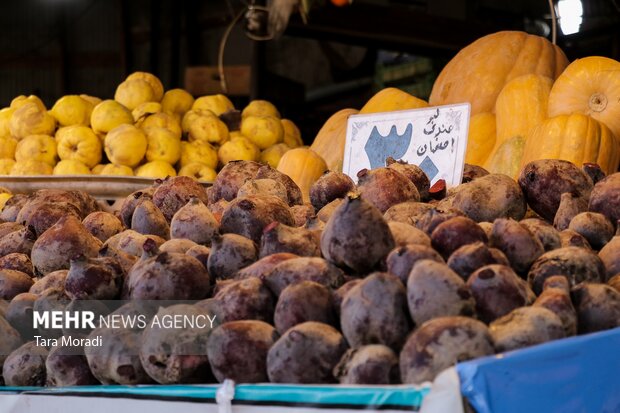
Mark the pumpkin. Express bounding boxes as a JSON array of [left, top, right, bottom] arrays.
[[430, 31, 568, 115], [520, 113, 620, 175], [548, 56, 620, 140], [495, 74, 553, 146], [484, 134, 526, 179], [359, 87, 428, 114], [465, 112, 496, 166], [277, 147, 328, 202], [310, 108, 358, 171]]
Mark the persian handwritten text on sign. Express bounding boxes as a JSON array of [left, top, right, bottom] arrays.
[[342, 103, 470, 187]]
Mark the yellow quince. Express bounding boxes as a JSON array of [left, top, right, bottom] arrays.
[[114, 78, 156, 111], [161, 88, 194, 119], [240, 115, 284, 149], [50, 95, 95, 126], [0, 136, 17, 159], [139, 112, 182, 139], [15, 134, 57, 166], [242, 100, 280, 118], [56, 126, 102, 168], [0, 159, 16, 175], [259, 143, 290, 168], [10, 160, 53, 175], [90, 100, 134, 135], [218, 135, 260, 164], [187, 112, 229, 145], [0, 108, 15, 137], [178, 162, 217, 181], [179, 141, 218, 169], [132, 102, 162, 123], [53, 159, 91, 175], [100, 163, 134, 176], [104, 124, 147, 167], [281, 119, 303, 148], [192, 94, 234, 116], [127, 72, 164, 102], [145, 127, 181, 164], [9, 102, 56, 140], [135, 160, 176, 178]]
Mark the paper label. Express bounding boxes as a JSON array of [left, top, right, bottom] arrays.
[[342, 103, 471, 187]]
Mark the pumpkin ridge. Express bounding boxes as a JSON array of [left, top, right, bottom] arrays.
[[503, 33, 529, 87], [521, 113, 619, 175], [535, 36, 553, 75]]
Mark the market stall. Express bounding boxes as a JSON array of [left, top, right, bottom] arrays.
[[0, 1, 619, 412]]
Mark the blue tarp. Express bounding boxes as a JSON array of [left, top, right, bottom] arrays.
[[457, 327, 620, 413]]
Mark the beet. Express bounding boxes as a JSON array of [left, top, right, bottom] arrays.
[[357, 167, 420, 213], [400, 316, 493, 384], [267, 321, 347, 384], [152, 176, 209, 221], [321, 194, 394, 273], [310, 171, 355, 210], [340, 272, 411, 351], [207, 320, 279, 383]]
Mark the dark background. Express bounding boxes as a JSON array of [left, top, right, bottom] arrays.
[[0, 0, 618, 142]]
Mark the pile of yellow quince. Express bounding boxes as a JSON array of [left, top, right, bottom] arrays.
[[0, 72, 303, 180]]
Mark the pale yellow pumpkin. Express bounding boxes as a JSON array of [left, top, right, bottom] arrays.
[[548, 56, 620, 140], [520, 113, 620, 175], [430, 31, 568, 115], [465, 112, 496, 166], [484, 135, 526, 180], [495, 74, 553, 145], [277, 147, 328, 202], [310, 108, 359, 172], [359, 88, 428, 114]]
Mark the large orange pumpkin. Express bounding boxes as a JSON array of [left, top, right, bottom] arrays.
[[429, 31, 568, 115], [520, 113, 620, 175], [548, 56, 620, 140], [360, 87, 428, 114], [310, 108, 359, 171]]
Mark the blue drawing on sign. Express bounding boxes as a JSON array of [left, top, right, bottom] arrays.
[[364, 124, 412, 169], [419, 156, 439, 181]]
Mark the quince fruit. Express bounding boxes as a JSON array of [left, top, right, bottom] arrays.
[[90, 100, 133, 135], [218, 135, 260, 164], [104, 124, 147, 167], [50, 95, 95, 126], [56, 126, 102, 168], [192, 94, 234, 116], [179, 141, 218, 169], [240, 115, 284, 149], [10, 159, 53, 175], [135, 160, 176, 178], [15, 134, 57, 166], [145, 127, 181, 164], [53, 159, 91, 175], [242, 99, 280, 118], [178, 162, 217, 181]]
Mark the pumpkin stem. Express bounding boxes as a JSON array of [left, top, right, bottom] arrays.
[[588, 93, 608, 113]]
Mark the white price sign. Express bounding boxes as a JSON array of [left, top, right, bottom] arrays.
[[342, 103, 471, 187]]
